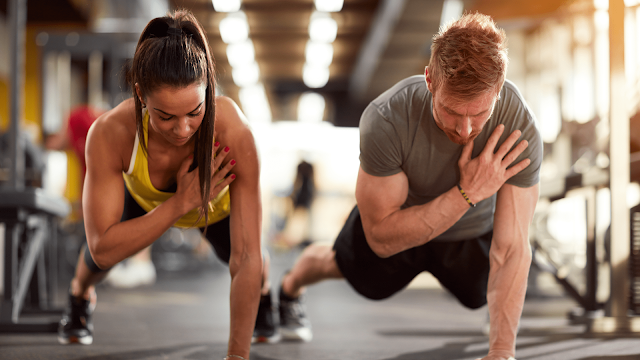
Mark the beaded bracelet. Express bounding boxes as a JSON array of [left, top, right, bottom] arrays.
[[224, 355, 247, 360], [457, 183, 476, 208]]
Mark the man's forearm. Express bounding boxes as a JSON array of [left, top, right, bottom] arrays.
[[486, 244, 531, 357], [365, 186, 471, 258]]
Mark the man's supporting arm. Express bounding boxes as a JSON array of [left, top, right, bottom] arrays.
[[484, 183, 538, 359]]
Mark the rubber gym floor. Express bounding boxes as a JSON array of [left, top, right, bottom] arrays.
[[1, 245, 640, 360]]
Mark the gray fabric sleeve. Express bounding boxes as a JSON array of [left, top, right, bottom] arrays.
[[359, 103, 404, 177], [500, 86, 543, 188]]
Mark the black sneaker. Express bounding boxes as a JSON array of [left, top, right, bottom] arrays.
[[278, 287, 312, 342], [58, 293, 95, 345], [252, 290, 281, 344]]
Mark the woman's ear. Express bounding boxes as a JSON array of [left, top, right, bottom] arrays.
[[134, 83, 145, 107]]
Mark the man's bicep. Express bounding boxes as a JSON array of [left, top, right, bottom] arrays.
[[355, 166, 408, 227]]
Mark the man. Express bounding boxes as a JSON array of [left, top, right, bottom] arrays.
[[277, 12, 542, 360]]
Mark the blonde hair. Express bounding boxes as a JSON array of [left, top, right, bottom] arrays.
[[429, 12, 508, 99]]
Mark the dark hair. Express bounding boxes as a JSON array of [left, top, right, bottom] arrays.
[[127, 9, 216, 226]]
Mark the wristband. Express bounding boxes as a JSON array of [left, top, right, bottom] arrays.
[[457, 183, 476, 208]]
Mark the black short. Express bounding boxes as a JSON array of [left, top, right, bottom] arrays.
[[333, 205, 492, 309], [121, 185, 232, 263]]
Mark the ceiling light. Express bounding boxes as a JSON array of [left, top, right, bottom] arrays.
[[226, 40, 255, 67], [314, 0, 344, 12], [212, 0, 242, 12], [309, 12, 338, 43], [298, 92, 326, 123], [232, 62, 260, 87], [220, 12, 249, 43], [305, 41, 333, 67], [239, 83, 272, 123], [303, 64, 330, 88]]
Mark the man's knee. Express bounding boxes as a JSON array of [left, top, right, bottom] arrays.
[[301, 244, 342, 278]]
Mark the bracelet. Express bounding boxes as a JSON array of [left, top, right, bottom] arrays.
[[224, 356, 247, 360], [457, 183, 476, 208]]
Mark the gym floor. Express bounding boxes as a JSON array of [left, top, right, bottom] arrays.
[[1, 245, 640, 360]]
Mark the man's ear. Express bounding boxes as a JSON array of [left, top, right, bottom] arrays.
[[424, 66, 433, 93]]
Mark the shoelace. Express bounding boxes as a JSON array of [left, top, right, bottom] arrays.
[[282, 300, 305, 320]]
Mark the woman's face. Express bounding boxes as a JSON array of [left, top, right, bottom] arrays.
[[142, 82, 207, 147]]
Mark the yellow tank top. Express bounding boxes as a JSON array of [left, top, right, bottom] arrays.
[[122, 110, 231, 228]]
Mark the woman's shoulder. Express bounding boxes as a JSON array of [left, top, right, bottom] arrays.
[[213, 96, 258, 158], [215, 95, 242, 121], [91, 98, 137, 139], [87, 98, 137, 168], [215, 95, 252, 136]]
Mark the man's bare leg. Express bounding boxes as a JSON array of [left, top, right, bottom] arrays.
[[281, 243, 343, 298]]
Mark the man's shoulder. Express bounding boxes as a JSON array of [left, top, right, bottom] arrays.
[[363, 75, 428, 126], [370, 75, 427, 107], [499, 79, 527, 106]]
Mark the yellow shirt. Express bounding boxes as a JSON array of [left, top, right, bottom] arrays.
[[122, 110, 230, 228]]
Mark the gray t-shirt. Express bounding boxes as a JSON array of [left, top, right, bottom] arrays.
[[359, 75, 542, 241]]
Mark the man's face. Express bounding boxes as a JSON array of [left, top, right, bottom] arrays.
[[431, 88, 498, 145]]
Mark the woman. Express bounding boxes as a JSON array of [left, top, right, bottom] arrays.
[[57, 10, 278, 358]]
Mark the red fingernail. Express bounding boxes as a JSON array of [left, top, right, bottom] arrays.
[[224, 146, 230, 152], [230, 159, 236, 165], [214, 141, 220, 147], [230, 174, 236, 180]]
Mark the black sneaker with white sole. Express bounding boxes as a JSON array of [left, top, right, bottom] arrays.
[[58, 292, 95, 345], [278, 287, 312, 342], [252, 290, 281, 344]]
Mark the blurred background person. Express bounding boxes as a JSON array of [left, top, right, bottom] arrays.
[[276, 159, 316, 249]]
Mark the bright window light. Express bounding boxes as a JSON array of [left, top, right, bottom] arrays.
[[212, 0, 241, 12], [220, 12, 249, 44], [305, 41, 333, 67], [226, 40, 255, 67], [625, 0, 640, 7], [539, 92, 562, 143], [232, 62, 260, 87], [297, 92, 326, 123], [440, 0, 464, 28], [594, 0, 608, 10], [303, 64, 330, 88], [239, 83, 272, 124], [314, 0, 344, 12], [309, 12, 338, 43], [43, 151, 68, 197]]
